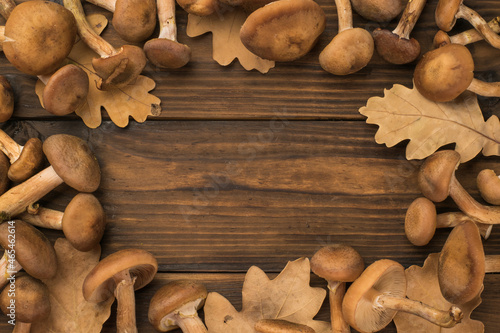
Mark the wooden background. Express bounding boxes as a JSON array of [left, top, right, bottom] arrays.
[[1, 0, 500, 332]]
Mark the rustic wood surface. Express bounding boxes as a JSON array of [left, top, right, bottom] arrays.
[[1, 0, 500, 332]]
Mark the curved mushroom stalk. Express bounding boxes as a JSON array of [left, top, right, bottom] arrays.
[[319, 0, 373, 75], [114, 270, 139, 333], [434, 16, 500, 48]]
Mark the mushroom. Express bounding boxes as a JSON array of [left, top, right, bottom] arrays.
[[477, 169, 500, 205], [255, 319, 316, 333], [0, 152, 8, 195], [0, 75, 14, 122], [310, 244, 364, 333], [0, 274, 51, 333], [342, 259, 463, 332], [438, 220, 485, 305], [319, 0, 373, 75], [218, 0, 273, 13], [18, 193, 106, 252], [0, 0, 15, 19], [433, 16, 500, 48], [372, 0, 426, 64], [148, 280, 208, 332], [418, 150, 500, 225], [85, 0, 156, 42], [176, 0, 219, 16], [0, 134, 100, 221], [143, 0, 192, 69], [0, 25, 4, 51], [435, 0, 500, 49], [414, 43, 500, 102], [405, 197, 492, 246], [239, 0, 326, 62], [83, 248, 158, 333], [0, 220, 57, 289], [63, 0, 147, 89], [2, 1, 77, 75], [0, 130, 44, 183], [350, 0, 406, 23]]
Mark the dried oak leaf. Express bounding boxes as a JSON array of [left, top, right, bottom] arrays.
[[393, 253, 484, 333], [204, 257, 331, 333], [31, 238, 114, 333], [186, 8, 275, 73], [359, 84, 500, 162], [35, 14, 161, 128]]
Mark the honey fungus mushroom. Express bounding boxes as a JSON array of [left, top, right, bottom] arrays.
[[342, 259, 463, 332], [350, 0, 405, 22], [83, 249, 158, 333], [239, 0, 326, 62], [176, 0, 219, 16], [477, 169, 500, 205], [433, 16, 500, 48], [0, 75, 14, 123], [255, 319, 316, 333], [0, 130, 43, 183], [319, 0, 373, 75]]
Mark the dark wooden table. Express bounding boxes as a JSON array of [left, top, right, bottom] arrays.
[[1, 0, 500, 332]]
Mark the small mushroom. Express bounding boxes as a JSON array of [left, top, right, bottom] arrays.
[[63, 0, 147, 89], [0, 134, 100, 221], [477, 169, 500, 205], [0, 75, 14, 122], [176, 0, 219, 16], [435, 0, 500, 49], [143, 0, 192, 69], [239, 0, 326, 62], [342, 259, 463, 332], [438, 220, 485, 305], [2, 1, 77, 75], [433, 16, 500, 48], [405, 197, 492, 246], [0, 220, 57, 289], [86, 0, 156, 42], [148, 280, 208, 332], [83, 248, 158, 333], [319, 0, 373, 75], [310, 244, 364, 333], [255, 319, 316, 333], [18, 193, 106, 252], [418, 150, 500, 225], [0, 0, 15, 19], [372, 0, 426, 64], [350, 0, 406, 23], [0, 274, 51, 333]]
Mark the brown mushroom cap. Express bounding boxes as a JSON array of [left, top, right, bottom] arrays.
[[0, 220, 57, 280], [477, 169, 500, 205], [148, 280, 207, 331], [435, 0, 461, 32], [42, 64, 89, 116], [143, 39, 192, 69], [0, 152, 9, 195], [350, 0, 406, 22], [433, 30, 451, 48], [418, 150, 461, 203], [83, 248, 158, 303], [310, 244, 364, 283], [342, 259, 407, 333], [62, 193, 106, 252], [113, 0, 157, 42], [0, 274, 50, 324], [176, 0, 219, 16], [8, 137, 44, 183], [3, 1, 77, 75], [413, 43, 474, 102], [438, 220, 485, 304], [372, 29, 420, 65], [255, 319, 316, 333], [0, 75, 14, 123], [42, 134, 101, 193], [405, 197, 437, 246], [239, 0, 326, 62]]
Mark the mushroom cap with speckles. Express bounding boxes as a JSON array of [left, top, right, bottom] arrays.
[[113, 0, 157, 42], [435, 0, 461, 31], [418, 150, 461, 203], [310, 244, 364, 283], [405, 197, 437, 246]]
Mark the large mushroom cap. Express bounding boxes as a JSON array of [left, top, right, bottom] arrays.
[[414, 43, 474, 102], [438, 221, 485, 305], [404, 197, 437, 246], [418, 150, 461, 202], [42, 134, 101, 193], [3, 1, 77, 75], [239, 0, 326, 62], [148, 280, 207, 331], [255, 319, 316, 333], [342, 259, 407, 333], [113, 0, 157, 42], [351, 0, 406, 22], [83, 248, 158, 303], [8, 137, 44, 183], [372, 29, 420, 65], [435, 0, 461, 31], [0, 75, 14, 123], [310, 244, 364, 282], [62, 193, 106, 252], [0, 220, 57, 280], [143, 39, 192, 69]]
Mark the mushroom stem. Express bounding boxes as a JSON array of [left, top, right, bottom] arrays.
[[12, 322, 31, 333], [0, 0, 15, 20], [114, 270, 138, 333], [467, 78, 500, 97], [18, 207, 63, 230], [376, 294, 463, 328], [86, 0, 116, 12], [0, 251, 22, 289], [328, 281, 349, 333], [449, 16, 500, 45], [456, 4, 500, 49], [175, 315, 208, 333], [335, 0, 353, 33], [485, 255, 500, 273], [0, 130, 22, 163], [436, 212, 492, 239], [0, 26, 4, 49], [158, 0, 177, 41], [392, 0, 427, 39]]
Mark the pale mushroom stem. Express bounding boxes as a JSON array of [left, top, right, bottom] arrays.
[[114, 270, 138, 333], [0, 130, 22, 163], [456, 4, 500, 49], [158, 0, 178, 41], [18, 207, 64, 230], [0, 0, 15, 20], [0, 26, 4, 50], [327, 281, 349, 333], [12, 322, 31, 333], [485, 255, 500, 273], [392, 0, 427, 39], [450, 16, 500, 45], [176, 315, 208, 333], [436, 212, 492, 239], [63, 0, 118, 57], [467, 78, 500, 97], [0, 251, 22, 289], [335, 0, 353, 33], [86, 0, 116, 12]]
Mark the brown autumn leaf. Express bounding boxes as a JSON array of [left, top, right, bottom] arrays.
[[359, 84, 500, 162], [186, 8, 275, 73], [204, 257, 331, 333], [31, 238, 114, 333], [35, 14, 161, 128], [393, 253, 484, 333]]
